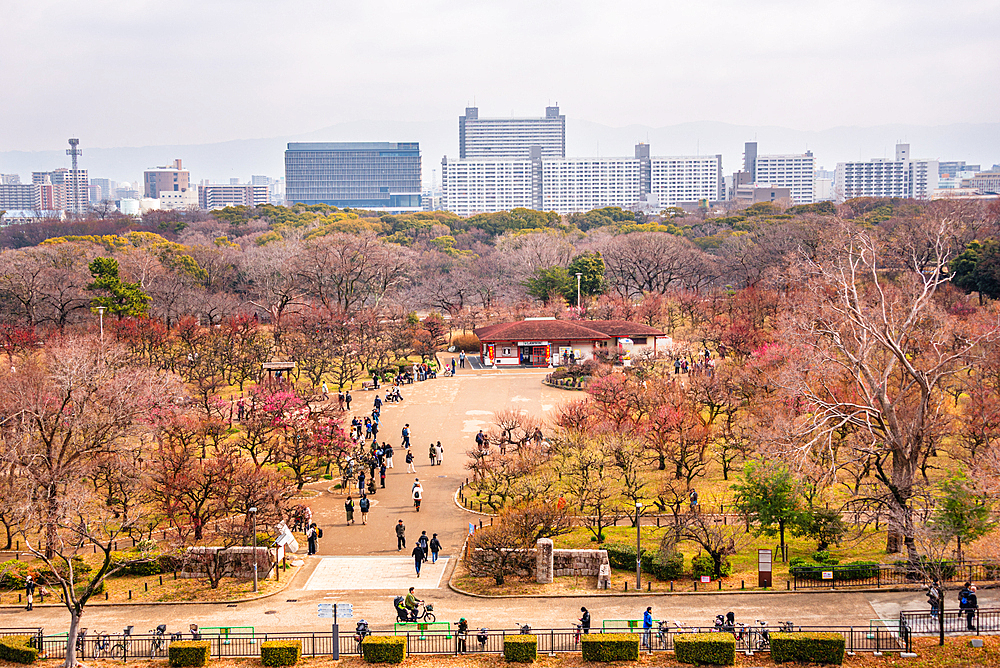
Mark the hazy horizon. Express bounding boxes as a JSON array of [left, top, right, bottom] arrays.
[[2, 1, 997, 160]]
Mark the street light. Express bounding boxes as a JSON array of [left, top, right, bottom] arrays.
[[635, 501, 643, 589], [575, 272, 582, 311], [249, 507, 259, 593], [97, 306, 105, 342]]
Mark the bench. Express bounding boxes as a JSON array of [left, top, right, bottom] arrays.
[[361, 381, 376, 391]]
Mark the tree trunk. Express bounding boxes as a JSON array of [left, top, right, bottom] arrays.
[[64, 609, 83, 668]]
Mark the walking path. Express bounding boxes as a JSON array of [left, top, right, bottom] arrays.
[[3, 361, 994, 634]]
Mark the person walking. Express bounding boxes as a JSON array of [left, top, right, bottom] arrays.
[[435, 441, 443, 466], [307, 523, 318, 555], [428, 442, 436, 466], [358, 470, 366, 495], [451, 358, 456, 375], [689, 489, 699, 513], [402, 424, 411, 448], [475, 430, 485, 450], [359, 495, 370, 525], [412, 483, 423, 512], [345, 391, 352, 410], [24, 576, 35, 611], [429, 533, 442, 563], [322, 381, 329, 400], [337, 391, 345, 411], [406, 449, 415, 473], [959, 583, 979, 631], [380, 462, 387, 488], [418, 531, 430, 562], [374, 394, 382, 410], [459, 351, 466, 369], [412, 541, 424, 577], [580, 607, 591, 634], [386, 444, 394, 469], [345, 496, 355, 525], [396, 520, 406, 551], [642, 607, 653, 649], [927, 579, 941, 619]]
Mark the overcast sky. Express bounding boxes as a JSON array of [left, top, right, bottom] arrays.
[[1, 0, 997, 152]]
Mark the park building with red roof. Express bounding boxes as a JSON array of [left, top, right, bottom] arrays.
[[474, 317, 671, 367]]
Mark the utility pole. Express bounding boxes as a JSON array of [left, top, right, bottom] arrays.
[[66, 138, 83, 215], [576, 272, 582, 311], [636, 502, 643, 589], [250, 507, 259, 592]]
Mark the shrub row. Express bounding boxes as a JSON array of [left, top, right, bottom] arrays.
[[169, 641, 211, 667], [581, 634, 638, 661], [361, 636, 406, 663], [0, 635, 38, 664], [604, 544, 684, 580], [0, 557, 92, 587], [674, 633, 735, 666], [789, 560, 879, 581], [770, 632, 845, 664], [503, 635, 537, 663], [691, 554, 732, 579], [261, 640, 301, 666]]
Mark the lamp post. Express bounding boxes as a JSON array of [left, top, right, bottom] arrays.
[[97, 306, 105, 342], [249, 507, 258, 593], [575, 272, 582, 311], [635, 501, 643, 589]]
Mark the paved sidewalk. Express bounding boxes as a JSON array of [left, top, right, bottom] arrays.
[[304, 557, 450, 590]]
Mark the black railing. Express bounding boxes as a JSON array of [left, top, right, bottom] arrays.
[[900, 608, 1000, 636], [18, 625, 915, 659], [793, 560, 999, 590]]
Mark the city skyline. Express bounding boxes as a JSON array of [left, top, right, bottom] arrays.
[[1, 1, 996, 155]]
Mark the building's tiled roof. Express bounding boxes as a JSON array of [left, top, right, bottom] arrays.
[[474, 318, 665, 342]]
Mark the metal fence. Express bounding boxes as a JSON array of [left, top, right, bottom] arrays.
[[19, 625, 914, 660], [901, 608, 1000, 636], [792, 560, 999, 590]]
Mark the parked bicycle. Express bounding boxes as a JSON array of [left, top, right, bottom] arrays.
[[476, 628, 489, 651], [75, 629, 88, 658], [354, 620, 370, 655], [149, 625, 168, 658], [107, 626, 134, 660]]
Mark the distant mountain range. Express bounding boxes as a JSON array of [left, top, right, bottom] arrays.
[[2, 120, 997, 188]]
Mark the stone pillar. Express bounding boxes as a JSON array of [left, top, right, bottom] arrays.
[[535, 538, 554, 583]]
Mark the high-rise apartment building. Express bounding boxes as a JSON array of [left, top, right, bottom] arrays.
[[0, 184, 42, 209], [284, 142, 422, 210], [144, 159, 190, 198], [442, 145, 723, 216], [32, 168, 88, 212], [1, 174, 21, 185], [459, 106, 566, 159], [835, 144, 939, 201], [752, 152, 815, 204], [198, 183, 269, 210]]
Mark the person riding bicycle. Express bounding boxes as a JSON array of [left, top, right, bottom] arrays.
[[404, 587, 421, 622]]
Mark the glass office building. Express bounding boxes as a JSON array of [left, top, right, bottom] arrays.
[[284, 142, 422, 210]]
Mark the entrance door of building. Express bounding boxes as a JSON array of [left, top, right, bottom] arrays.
[[518, 345, 548, 366]]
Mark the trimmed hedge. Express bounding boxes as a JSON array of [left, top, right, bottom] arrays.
[[503, 635, 537, 663], [581, 634, 639, 662], [604, 544, 684, 580], [0, 636, 38, 664], [261, 640, 301, 666], [789, 560, 879, 581], [674, 633, 735, 666], [691, 554, 732, 579], [770, 632, 845, 665], [361, 636, 406, 664], [169, 640, 211, 667]]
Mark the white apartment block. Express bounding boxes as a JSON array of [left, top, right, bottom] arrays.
[[540, 158, 642, 213], [198, 183, 269, 210], [753, 152, 815, 204], [440, 159, 535, 217], [834, 143, 938, 201], [969, 172, 1000, 194], [442, 152, 724, 216], [158, 188, 199, 210], [649, 156, 724, 206], [459, 106, 566, 159]]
